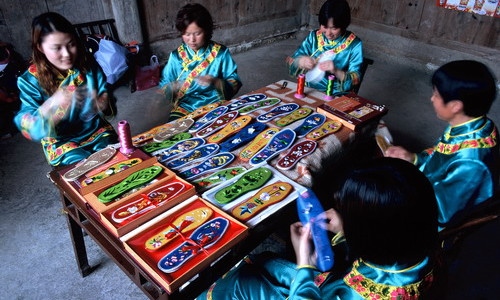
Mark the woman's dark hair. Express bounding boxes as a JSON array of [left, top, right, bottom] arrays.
[[318, 0, 351, 30], [31, 12, 88, 95], [333, 157, 438, 265], [431, 60, 497, 117], [175, 3, 214, 42]]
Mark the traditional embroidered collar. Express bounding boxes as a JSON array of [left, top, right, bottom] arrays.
[[176, 42, 221, 100], [28, 64, 37, 76], [179, 43, 210, 71], [315, 30, 356, 54], [28, 64, 85, 92], [435, 117, 497, 155]]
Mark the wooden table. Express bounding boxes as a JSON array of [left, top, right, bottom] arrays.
[[48, 80, 379, 299], [48, 168, 294, 299]]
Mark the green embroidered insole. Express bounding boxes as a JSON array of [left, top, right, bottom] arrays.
[[98, 165, 163, 203], [214, 167, 273, 204]]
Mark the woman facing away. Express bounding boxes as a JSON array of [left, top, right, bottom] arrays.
[[159, 3, 242, 121], [196, 157, 439, 299], [14, 12, 117, 167], [385, 60, 499, 230], [286, 0, 364, 95]]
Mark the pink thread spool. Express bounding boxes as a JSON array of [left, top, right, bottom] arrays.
[[295, 74, 306, 99], [118, 120, 135, 154], [324, 75, 335, 101]]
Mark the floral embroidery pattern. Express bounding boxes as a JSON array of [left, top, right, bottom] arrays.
[[348, 71, 361, 86], [42, 124, 114, 164], [28, 64, 38, 76], [344, 260, 434, 300], [316, 31, 356, 55], [170, 106, 190, 118], [313, 272, 330, 287], [20, 114, 37, 140], [176, 43, 221, 100], [43, 139, 79, 162], [434, 128, 497, 155], [80, 124, 113, 146]]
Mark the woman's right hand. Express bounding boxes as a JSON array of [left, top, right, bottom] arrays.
[[290, 222, 315, 266], [40, 87, 73, 120], [53, 86, 75, 107], [385, 146, 416, 163], [298, 56, 316, 70]]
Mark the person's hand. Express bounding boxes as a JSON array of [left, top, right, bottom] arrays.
[[318, 60, 335, 73], [290, 221, 316, 266], [72, 86, 108, 114], [94, 92, 109, 112], [196, 75, 216, 86], [38, 87, 73, 122], [317, 208, 343, 234], [161, 81, 182, 102], [385, 145, 416, 163], [53, 86, 75, 107], [168, 81, 182, 93], [298, 56, 316, 70], [40, 87, 72, 117], [73, 85, 90, 106]]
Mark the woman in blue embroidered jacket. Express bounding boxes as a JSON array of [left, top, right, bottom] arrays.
[[196, 157, 438, 299], [386, 60, 499, 229], [14, 12, 117, 167], [160, 3, 242, 120], [286, 0, 363, 95]]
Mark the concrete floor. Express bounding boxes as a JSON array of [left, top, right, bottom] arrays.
[[1, 30, 500, 299]]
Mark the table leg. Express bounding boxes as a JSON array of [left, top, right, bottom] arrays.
[[59, 191, 97, 277], [65, 213, 96, 277]]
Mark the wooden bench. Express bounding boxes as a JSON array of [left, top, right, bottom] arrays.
[[73, 19, 120, 43], [353, 57, 374, 94]]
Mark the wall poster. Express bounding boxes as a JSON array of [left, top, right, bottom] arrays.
[[437, 0, 500, 17]]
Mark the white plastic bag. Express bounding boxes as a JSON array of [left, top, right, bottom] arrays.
[[306, 52, 335, 83], [94, 39, 129, 84]]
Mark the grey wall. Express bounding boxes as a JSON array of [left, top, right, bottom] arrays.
[[0, 0, 498, 80]]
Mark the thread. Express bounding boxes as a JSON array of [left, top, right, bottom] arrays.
[[118, 120, 135, 154], [295, 74, 306, 99], [324, 75, 335, 100]]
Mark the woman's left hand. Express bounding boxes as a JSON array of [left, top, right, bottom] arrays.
[[318, 208, 343, 234], [196, 75, 216, 86], [318, 60, 335, 73]]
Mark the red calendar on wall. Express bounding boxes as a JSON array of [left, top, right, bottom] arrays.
[[437, 0, 500, 17]]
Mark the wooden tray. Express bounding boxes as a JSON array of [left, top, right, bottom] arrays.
[[100, 176, 197, 237], [82, 157, 176, 214], [57, 148, 152, 196], [122, 196, 248, 293]]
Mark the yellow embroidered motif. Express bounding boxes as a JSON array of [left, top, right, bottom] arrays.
[[435, 128, 497, 155], [176, 43, 221, 99], [315, 31, 356, 56], [344, 259, 433, 299]]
